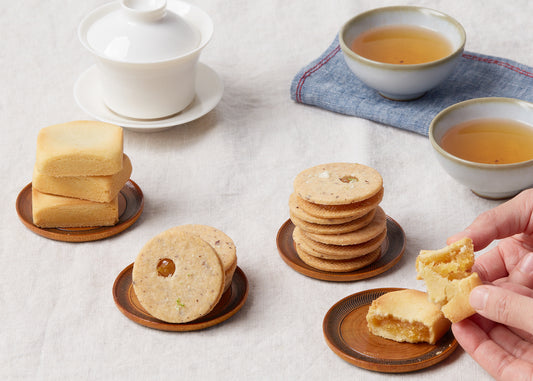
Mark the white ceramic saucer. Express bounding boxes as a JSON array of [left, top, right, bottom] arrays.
[[74, 63, 223, 132]]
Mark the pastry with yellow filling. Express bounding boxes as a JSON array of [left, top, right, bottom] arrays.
[[416, 238, 482, 323], [366, 289, 451, 344]]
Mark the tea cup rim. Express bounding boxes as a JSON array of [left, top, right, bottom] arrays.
[[429, 97, 533, 170], [339, 5, 466, 71]]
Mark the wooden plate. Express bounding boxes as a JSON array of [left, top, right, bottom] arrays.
[[323, 288, 458, 373], [276, 217, 405, 281], [113, 264, 248, 331], [16, 180, 144, 242]]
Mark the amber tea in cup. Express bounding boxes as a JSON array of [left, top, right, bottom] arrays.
[[350, 25, 453, 65], [440, 118, 533, 164]]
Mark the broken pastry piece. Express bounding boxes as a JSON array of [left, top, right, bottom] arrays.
[[366, 289, 451, 344], [416, 238, 483, 323]]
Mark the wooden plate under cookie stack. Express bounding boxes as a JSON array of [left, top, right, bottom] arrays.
[[277, 163, 405, 281]]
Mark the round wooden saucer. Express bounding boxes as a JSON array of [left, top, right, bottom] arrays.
[[323, 288, 458, 373], [276, 216, 405, 281], [15, 180, 144, 242], [113, 264, 248, 331]]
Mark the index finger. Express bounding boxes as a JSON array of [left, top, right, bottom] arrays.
[[448, 189, 533, 251], [471, 238, 527, 282]]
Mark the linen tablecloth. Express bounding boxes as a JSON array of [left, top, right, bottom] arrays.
[[1, 0, 531, 380]]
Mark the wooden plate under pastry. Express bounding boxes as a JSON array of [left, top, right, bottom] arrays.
[[276, 217, 405, 281], [16, 180, 144, 242], [323, 288, 459, 373], [113, 264, 248, 332]]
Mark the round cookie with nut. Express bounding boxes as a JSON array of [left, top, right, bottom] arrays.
[[132, 229, 225, 323], [294, 188, 383, 220], [293, 227, 387, 259], [289, 193, 360, 225], [168, 224, 237, 293], [304, 207, 387, 245], [293, 163, 383, 205], [290, 208, 376, 235], [296, 244, 381, 272]]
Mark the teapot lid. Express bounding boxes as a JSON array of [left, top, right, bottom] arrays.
[[80, 0, 202, 63]]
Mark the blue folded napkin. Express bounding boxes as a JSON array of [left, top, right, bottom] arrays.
[[290, 35, 533, 136]]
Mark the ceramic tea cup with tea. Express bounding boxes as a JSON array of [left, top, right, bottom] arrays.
[[429, 97, 533, 199], [78, 0, 213, 119], [339, 6, 465, 101]]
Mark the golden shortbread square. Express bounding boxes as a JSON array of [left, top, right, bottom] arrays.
[[32, 154, 132, 203], [35, 120, 123, 176], [32, 188, 118, 228]]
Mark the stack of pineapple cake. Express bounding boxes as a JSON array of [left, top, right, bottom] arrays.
[[32, 121, 131, 228]]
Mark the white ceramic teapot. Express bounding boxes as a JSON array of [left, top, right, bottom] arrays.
[[78, 0, 213, 119]]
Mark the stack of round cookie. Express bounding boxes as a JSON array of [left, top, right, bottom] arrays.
[[289, 163, 387, 272]]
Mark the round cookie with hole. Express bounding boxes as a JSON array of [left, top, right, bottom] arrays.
[[132, 229, 225, 323], [168, 224, 237, 292], [294, 188, 383, 220], [289, 193, 360, 225], [290, 208, 376, 235], [296, 244, 381, 272], [293, 162, 383, 205], [293, 226, 387, 259], [304, 207, 386, 245]]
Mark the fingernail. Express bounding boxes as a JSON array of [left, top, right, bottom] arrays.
[[519, 253, 533, 275], [469, 286, 488, 311]]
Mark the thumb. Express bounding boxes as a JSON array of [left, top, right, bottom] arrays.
[[469, 285, 533, 334]]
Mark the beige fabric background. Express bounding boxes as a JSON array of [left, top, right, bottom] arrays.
[[1, 0, 532, 379]]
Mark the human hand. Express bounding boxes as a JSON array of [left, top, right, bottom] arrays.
[[447, 189, 533, 380], [452, 283, 533, 380], [448, 188, 533, 284]]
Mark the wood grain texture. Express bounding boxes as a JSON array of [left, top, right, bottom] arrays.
[[323, 288, 458, 373], [113, 264, 248, 332], [276, 217, 405, 281], [16, 180, 144, 242]]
